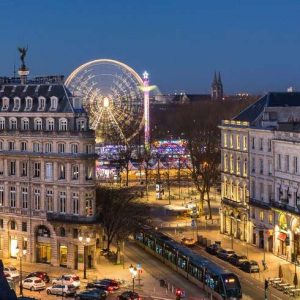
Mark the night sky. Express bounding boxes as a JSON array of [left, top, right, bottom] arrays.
[[1, 0, 300, 94]]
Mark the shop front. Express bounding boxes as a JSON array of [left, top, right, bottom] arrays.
[[59, 245, 68, 267], [36, 225, 52, 264]]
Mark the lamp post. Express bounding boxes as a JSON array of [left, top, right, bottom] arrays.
[[16, 246, 27, 296], [129, 264, 137, 292], [78, 236, 91, 279]]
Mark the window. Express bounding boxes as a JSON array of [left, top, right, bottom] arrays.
[[59, 164, 66, 179], [243, 136, 247, 151], [21, 162, 27, 177], [25, 97, 32, 111], [0, 118, 5, 130], [59, 191, 66, 213], [285, 155, 290, 172], [268, 184, 273, 201], [21, 141, 27, 151], [13, 98, 20, 111], [268, 139, 271, 152], [251, 181, 256, 199], [9, 118, 17, 130], [46, 190, 53, 212], [259, 138, 263, 150], [33, 162, 41, 178], [0, 219, 3, 229], [278, 154, 282, 170], [34, 189, 40, 210], [33, 142, 41, 153], [59, 118, 68, 131], [50, 97, 58, 111], [251, 137, 255, 149], [72, 165, 79, 180], [46, 118, 55, 131], [10, 221, 16, 230], [38, 97, 46, 111], [86, 165, 93, 180], [259, 182, 264, 200], [252, 157, 255, 173], [45, 142, 52, 153], [223, 133, 227, 147], [229, 134, 233, 148], [34, 118, 42, 131], [58, 143, 65, 153], [22, 222, 27, 232], [236, 135, 240, 149], [259, 211, 264, 222], [10, 161, 16, 175], [71, 144, 78, 154], [0, 141, 2, 151], [72, 192, 79, 215], [243, 159, 248, 177], [0, 186, 3, 207], [236, 157, 240, 175], [2, 98, 9, 110], [86, 144, 93, 154], [21, 118, 29, 130], [223, 154, 228, 171], [77, 119, 86, 131], [22, 187, 28, 209], [259, 159, 263, 174], [229, 155, 234, 173], [9, 141, 15, 151], [269, 213, 273, 224], [10, 186, 16, 207], [45, 163, 53, 180], [294, 157, 298, 174], [85, 193, 93, 216]]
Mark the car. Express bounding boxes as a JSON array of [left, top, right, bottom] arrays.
[[46, 284, 76, 296], [25, 271, 50, 283], [52, 274, 80, 288], [86, 279, 119, 292], [117, 291, 141, 300], [205, 244, 220, 255], [75, 289, 107, 300], [181, 237, 196, 247], [4, 266, 19, 280], [239, 260, 260, 273], [228, 254, 248, 266], [22, 277, 46, 291], [217, 248, 235, 260]]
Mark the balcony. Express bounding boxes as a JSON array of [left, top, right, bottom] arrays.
[[270, 200, 300, 215], [249, 198, 271, 210], [222, 197, 247, 208], [47, 212, 97, 224]]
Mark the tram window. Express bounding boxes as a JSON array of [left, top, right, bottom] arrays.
[[155, 244, 163, 255], [177, 256, 187, 270], [135, 232, 143, 242]]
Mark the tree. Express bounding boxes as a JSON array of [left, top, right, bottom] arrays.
[[139, 147, 153, 200], [118, 143, 135, 186], [96, 187, 151, 252]]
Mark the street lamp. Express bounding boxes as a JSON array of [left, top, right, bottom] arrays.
[[16, 246, 27, 296], [78, 235, 91, 279], [129, 264, 137, 292]]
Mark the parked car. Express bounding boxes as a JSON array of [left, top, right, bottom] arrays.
[[117, 291, 141, 300], [76, 289, 107, 300], [239, 260, 260, 273], [205, 244, 220, 255], [86, 279, 119, 292], [46, 284, 76, 296], [181, 237, 196, 247], [22, 277, 46, 291], [52, 274, 80, 288], [25, 271, 50, 283], [4, 266, 19, 280], [217, 248, 235, 260], [228, 254, 248, 266]]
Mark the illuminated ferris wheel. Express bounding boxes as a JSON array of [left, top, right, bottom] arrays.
[[65, 59, 148, 144]]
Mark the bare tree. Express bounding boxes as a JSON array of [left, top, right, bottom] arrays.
[[118, 144, 135, 186]]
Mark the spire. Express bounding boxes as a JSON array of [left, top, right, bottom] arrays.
[[218, 72, 222, 85], [213, 71, 217, 84]]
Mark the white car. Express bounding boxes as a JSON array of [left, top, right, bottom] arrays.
[[4, 266, 19, 279], [52, 274, 80, 288], [22, 276, 46, 291], [46, 284, 77, 296]]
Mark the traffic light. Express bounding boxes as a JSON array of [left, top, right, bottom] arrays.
[[176, 288, 182, 300], [264, 279, 269, 290]]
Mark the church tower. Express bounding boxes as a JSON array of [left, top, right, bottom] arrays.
[[211, 71, 224, 100]]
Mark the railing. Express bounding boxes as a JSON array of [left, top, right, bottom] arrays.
[[249, 198, 271, 209], [222, 197, 247, 208], [47, 212, 97, 224], [270, 200, 300, 215]]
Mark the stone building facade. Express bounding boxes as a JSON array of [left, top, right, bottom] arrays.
[[0, 78, 101, 270]]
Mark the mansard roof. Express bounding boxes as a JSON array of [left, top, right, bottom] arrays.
[[0, 84, 75, 113], [233, 92, 300, 124]]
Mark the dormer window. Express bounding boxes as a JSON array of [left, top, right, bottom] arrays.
[[38, 97, 46, 111], [25, 97, 32, 111], [2, 98, 9, 111], [13, 98, 21, 111], [50, 97, 58, 111]]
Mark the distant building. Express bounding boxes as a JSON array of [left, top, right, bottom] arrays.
[[153, 93, 211, 105], [211, 71, 223, 100]]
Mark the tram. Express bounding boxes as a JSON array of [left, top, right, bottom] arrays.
[[135, 228, 242, 300]]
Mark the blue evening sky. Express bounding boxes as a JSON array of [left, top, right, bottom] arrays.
[[0, 0, 300, 94]]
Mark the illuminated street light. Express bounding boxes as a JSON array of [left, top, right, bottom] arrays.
[[78, 235, 91, 279], [16, 246, 27, 296], [129, 264, 138, 292]]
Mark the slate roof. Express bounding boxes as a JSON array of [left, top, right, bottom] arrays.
[[0, 84, 74, 113], [233, 92, 300, 124]]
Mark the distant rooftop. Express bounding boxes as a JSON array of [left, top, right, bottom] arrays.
[[0, 75, 64, 85]]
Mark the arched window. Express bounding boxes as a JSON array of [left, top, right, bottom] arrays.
[[33, 142, 42, 153], [0, 117, 5, 130], [71, 144, 78, 154], [46, 118, 55, 131], [34, 118, 42, 131], [59, 118, 68, 131], [58, 143, 65, 153], [21, 118, 30, 131], [9, 118, 17, 130], [60, 227, 66, 237], [45, 142, 52, 153], [10, 220, 16, 230]]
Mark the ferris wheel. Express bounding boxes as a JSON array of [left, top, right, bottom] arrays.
[[65, 59, 147, 144]]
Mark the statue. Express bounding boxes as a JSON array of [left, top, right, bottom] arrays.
[[18, 46, 28, 69]]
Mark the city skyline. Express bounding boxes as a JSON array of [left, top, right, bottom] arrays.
[[0, 1, 300, 94]]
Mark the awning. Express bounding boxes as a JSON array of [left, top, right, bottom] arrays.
[[278, 232, 287, 241]]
